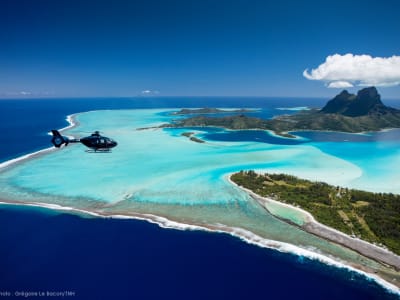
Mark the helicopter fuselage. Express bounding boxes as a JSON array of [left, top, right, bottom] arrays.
[[80, 133, 118, 151], [51, 130, 117, 151]]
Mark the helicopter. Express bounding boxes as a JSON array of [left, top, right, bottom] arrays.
[[51, 130, 118, 152]]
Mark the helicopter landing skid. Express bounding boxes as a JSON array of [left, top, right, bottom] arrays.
[[85, 149, 112, 153]]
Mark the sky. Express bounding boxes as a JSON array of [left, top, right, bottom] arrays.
[[1, 0, 400, 98]]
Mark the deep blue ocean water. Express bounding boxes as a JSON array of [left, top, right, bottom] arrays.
[[0, 97, 399, 300]]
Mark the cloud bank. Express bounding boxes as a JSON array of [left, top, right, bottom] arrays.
[[303, 54, 400, 88]]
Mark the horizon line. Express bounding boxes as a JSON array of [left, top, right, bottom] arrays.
[[1, 95, 400, 100]]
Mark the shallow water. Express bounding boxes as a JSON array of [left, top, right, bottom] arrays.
[[0, 108, 399, 290]]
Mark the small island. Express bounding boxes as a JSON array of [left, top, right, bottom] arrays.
[[170, 108, 253, 115], [181, 132, 205, 143], [164, 87, 400, 137], [231, 171, 400, 259]]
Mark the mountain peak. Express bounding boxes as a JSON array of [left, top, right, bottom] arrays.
[[355, 86, 382, 107], [320, 89, 354, 114], [321, 87, 393, 117], [357, 86, 379, 98], [338, 90, 351, 96]]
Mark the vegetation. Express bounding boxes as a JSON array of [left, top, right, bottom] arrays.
[[231, 171, 400, 255], [163, 87, 400, 137], [164, 109, 400, 137], [320, 86, 398, 117], [181, 132, 205, 143], [171, 108, 253, 115], [169, 114, 270, 130]]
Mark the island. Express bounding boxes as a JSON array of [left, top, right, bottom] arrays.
[[181, 132, 205, 143], [163, 87, 400, 137], [230, 171, 400, 269], [1, 104, 400, 291], [170, 108, 253, 115]]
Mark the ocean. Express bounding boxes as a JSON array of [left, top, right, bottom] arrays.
[[0, 97, 399, 299]]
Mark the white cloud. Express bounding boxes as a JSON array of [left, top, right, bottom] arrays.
[[141, 90, 159, 96], [326, 81, 354, 88], [303, 54, 400, 88], [0, 90, 55, 98]]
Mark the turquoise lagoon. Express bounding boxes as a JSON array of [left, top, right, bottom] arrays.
[[0, 108, 399, 288]]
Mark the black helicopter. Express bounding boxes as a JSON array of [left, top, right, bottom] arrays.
[[51, 130, 118, 152]]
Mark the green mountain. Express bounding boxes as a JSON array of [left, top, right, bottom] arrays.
[[320, 90, 356, 114], [162, 87, 400, 137], [321, 87, 398, 117]]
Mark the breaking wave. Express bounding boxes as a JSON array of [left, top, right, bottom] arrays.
[[0, 200, 398, 296]]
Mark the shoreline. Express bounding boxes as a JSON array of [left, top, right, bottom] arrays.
[[0, 198, 399, 295], [0, 113, 79, 170], [0, 110, 399, 295], [273, 126, 400, 140], [227, 175, 400, 276]]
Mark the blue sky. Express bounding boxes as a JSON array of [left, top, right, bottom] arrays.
[[1, 0, 399, 98]]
